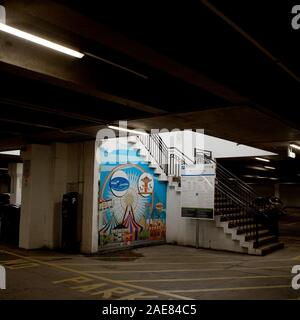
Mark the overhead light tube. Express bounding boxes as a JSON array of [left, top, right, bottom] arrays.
[[0, 22, 84, 58], [255, 157, 270, 163]]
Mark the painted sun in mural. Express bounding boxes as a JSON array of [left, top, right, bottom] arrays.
[[103, 167, 153, 223], [109, 168, 152, 223]]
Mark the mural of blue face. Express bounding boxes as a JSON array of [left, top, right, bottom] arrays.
[[98, 145, 167, 248]]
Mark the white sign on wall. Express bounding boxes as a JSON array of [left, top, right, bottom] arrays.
[[181, 163, 216, 220]]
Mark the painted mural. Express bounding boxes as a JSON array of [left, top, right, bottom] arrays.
[[98, 145, 167, 248]]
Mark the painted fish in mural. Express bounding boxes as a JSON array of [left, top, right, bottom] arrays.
[[110, 177, 130, 192]]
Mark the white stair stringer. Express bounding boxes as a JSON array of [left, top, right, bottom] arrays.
[[215, 215, 284, 255], [127, 136, 168, 182]]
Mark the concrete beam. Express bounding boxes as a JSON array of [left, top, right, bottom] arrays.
[[0, 35, 163, 115], [4, 0, 247, 105]]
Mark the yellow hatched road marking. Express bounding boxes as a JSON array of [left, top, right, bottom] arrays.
[[0, 249, 191, 300]]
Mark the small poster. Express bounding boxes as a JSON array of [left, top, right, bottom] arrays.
[[181, 163, 215, 220]]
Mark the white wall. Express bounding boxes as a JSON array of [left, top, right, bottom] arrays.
[[166, 185, 247, 253]]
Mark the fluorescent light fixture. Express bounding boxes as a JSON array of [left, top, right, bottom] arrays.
[[290, 144, 300, 150], [108, 125, 148, 136], [255, 157, 270, 163], [248, 165, 268, 171], [0, 22, 84, 58], [264, 166, 276, 170], [0, 149, 20, 156]]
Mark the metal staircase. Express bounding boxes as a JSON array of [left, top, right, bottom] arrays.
[[133, 133, 284, 255]]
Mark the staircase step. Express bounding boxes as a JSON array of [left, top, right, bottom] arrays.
[[215, 203, 237, 207], [215, 208, 241, 214], [236, 225, 264, 235], [255, 235, 278, 247], [258, 242, 284, 256], [220, 212, 254, 220], [228, 219, 255, 228], [245, 229, 272, 241]]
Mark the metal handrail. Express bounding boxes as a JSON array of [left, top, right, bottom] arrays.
[[169, 147, 195, 165], [195, 150, 257, 198], [137, 133, 278, 248]]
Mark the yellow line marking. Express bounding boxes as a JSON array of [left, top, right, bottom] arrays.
[[74, 256, 219, 259], [55, 257, 298, 266], [121, 275, 291, 283], [0, 258, 39, 269], [0, 249, 191, 301], [85, 265, 291, 274], [165, 284, 291, 293], [285, 222, 299, 226]]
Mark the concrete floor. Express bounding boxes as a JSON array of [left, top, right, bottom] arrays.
[[0, 212, 300, 300]]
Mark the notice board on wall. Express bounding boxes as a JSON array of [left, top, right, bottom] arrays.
[[181, 163, 216, 220]]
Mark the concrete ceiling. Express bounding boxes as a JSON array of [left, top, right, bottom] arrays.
[[0, 0, 299, 162], [128, 106, 300, 156]]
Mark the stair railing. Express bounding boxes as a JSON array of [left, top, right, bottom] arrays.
[[194, 149, 278, 248], [137, 134, 278, 248], [137, 134, 194, 177]]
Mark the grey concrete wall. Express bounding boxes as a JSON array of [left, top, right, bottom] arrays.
[[251, 183, 300, 208]]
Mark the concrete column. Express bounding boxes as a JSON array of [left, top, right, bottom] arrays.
[[80, 140, 99, 254], [19, 141, 99, 253], [46, 143, 68, 248], [8, 162, 23, 205], [19, 144, 52, 249]]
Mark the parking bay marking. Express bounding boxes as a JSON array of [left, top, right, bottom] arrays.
[[0, 249, 192, 300], [164, 284, 291, 293], [120, 274, 291, 283], [0, 258, 39, 269], [56, 257, 299, 267], [85, 265, 292, 274]]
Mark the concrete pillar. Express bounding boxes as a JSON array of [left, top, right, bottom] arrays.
[[47, 143, 68, 248], [81, 140, 99, 254], [8, 163, 23, 205], [19, 144, 52, 249], [19, 141, 99, 253]]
